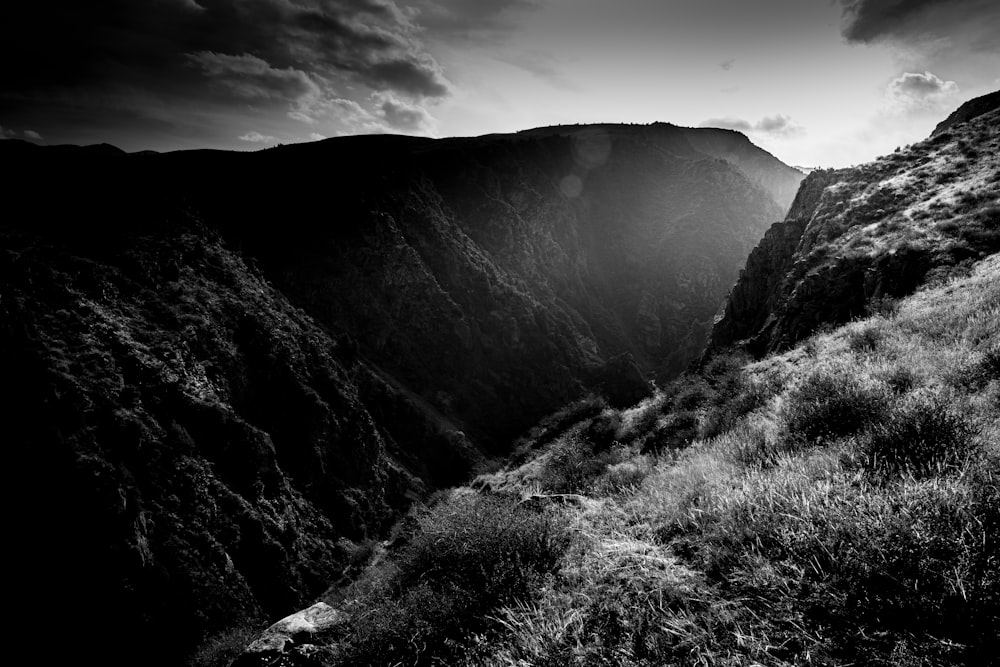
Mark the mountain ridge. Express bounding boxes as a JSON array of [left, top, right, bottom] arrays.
[[708, 90, 1000, 356], [2, 120, 801, 665]]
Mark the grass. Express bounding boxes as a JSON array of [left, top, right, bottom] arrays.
[[301, 253, 999, 665], [326, 492, 574, 666], [455, 254, 998, 666]]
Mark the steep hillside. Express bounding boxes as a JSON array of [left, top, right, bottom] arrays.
[[264, 224, 1000, 667], [0, 122, 798, 665], [933, 90, 1000, 136], [710, 92, 1000, 355], [219, 97, 999, 667], [3, 221, 481, 666]]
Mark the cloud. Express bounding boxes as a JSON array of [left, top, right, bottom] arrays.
[[498, 52, 582, 91], [886, 71, 960, 110], [701, 117, 752, 132], [839, 0, 1000, 48], [414, 0, 539, 40], [719, 59, 736, 71], [755, 115, 804, 136], [309, 132, 327, 141], [372, 92, 436, 133], [238, 131, 279, 143], [0, 1, 453, 115], [0, 126, 42, 141], [186, 52, 321, 102], [699, 114, 804, 137]]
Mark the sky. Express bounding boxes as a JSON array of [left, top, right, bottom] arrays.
[[0, 0, 997, 167]]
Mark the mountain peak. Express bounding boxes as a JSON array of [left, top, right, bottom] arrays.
[[932, 89, 1000, 136]]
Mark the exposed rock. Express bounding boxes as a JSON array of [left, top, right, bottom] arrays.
[[709, 97, 1000, 357], [518, 493, 589, 509], [932, 90, 1000, 137], [234, 602, 346, 667]]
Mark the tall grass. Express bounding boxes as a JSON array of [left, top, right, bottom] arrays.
[[316, 256, 1000, 666]]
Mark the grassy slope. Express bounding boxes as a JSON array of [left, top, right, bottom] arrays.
[[471, 253, 999, 666], [709, 106, 1000, 356], [306, 252, 998, 667]]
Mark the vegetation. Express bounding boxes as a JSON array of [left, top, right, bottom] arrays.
[[327, 493, 574, 666], [303, 253, 999, 666]]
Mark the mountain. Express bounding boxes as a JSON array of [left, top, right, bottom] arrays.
[[233, 96, 1000, 667], [1, 123, 800, 665], [932, 89, 1000, 136], [709, 91, 1000, 356]]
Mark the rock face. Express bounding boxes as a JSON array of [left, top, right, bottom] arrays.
[[235, 601, 346, 666], [932, 90, 1000, 136], [709, 93, 1000, 357], [0, 122, 800, 665]]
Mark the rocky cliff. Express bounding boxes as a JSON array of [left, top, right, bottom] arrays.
[[709, 92, 1000, 356], [932, 90, 1000, 136], [1, 122, 799, 664]]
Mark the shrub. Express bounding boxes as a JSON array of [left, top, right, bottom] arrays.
[[338, 493, 572, 666], [592, 454, 653, 496], [511, 395, 608, 461], [641, 411, 699, 454], [539, 436, 616, 493], [782, 368, 890, 445], [582, 410, 622, 450], [701, 372, 781, 440], [976, 205, 1000, 229], [847, 325, 883, 354], [858, 397, 981, 480], [672, 381, 709, 410], [866, 295, 900, 317], [880, 365, 918, 394]]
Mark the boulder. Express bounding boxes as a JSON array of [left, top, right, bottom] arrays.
[[234, 602, 346, 667]]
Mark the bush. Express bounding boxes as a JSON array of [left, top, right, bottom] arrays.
[[946, 347, 1000, 391], [512, 395, 608, 459], [540, 435, 622, 493], [641, 411, 699, 454], [858, 397, 981, 480], [702, 373, 782, 440], [582, 410, 622, 450], [880, 365, 918, 395], [782, 368, 890, 445], [672, 382, 709, 410], [847, 325, 883, 354], [866, 295, 900, 318], [338, 493, 572, 666]]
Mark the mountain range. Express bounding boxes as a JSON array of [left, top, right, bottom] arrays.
[[3, 91, 997, 667], [2, 121, 801, 665]]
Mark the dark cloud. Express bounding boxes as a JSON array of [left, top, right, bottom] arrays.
[[0, 0, 451, 98], [719, 59, 736, 71], [699, 114, 804, 137], [0, 0, 450, 146], [186, 52, 322, 102], [372, 92, 436, 132], [840, 0, 1000, 47]]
